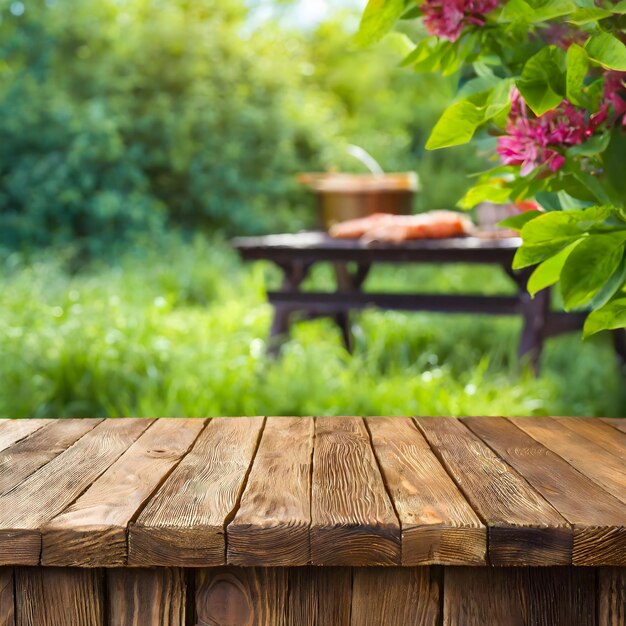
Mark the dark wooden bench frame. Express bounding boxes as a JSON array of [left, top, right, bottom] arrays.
[[233, 233, 619, 372]]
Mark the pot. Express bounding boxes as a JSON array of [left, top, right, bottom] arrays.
[[298, 173, 419, 230]]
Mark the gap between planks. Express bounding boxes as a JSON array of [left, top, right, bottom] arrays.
[[117, 418, 214, 567], [222, 416, 268, 565], [413, 416, 574, 567]]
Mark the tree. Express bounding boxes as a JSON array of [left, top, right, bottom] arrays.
[[357, 0, 626, 337]]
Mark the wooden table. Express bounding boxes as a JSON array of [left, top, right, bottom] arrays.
[[232, 232, 605, 371], [0, 416, 624, 625]]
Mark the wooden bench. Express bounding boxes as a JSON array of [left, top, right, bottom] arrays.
[[232, 232, 619, 372], [0, 416, 624, 625]]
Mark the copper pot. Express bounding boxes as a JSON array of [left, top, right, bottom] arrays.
[[299, 173, 419, 230]]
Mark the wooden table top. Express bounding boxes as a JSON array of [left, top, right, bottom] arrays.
[[233, 232, 521, 263], [0, 416, 623, 569]]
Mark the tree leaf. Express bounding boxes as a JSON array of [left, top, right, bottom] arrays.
[[566, 43, 588, 105], [513, 205, 611, 268], [588, 255, 626, 309], [517, 46, 566, 115], [560, 232, 626, 309], [498, 209, 543, 230], [425, 90, 490, 150], [532, 0, 578, 20], [583, 296, 626, 336], [612, 0, 626, 13], [356, 0, 407, 47], [500, 0, 576, 22], [458, 183, 512, 209], [585, 32, 626, 71], [567, 7, 613, 24], [485, 78, 514, 119], [527, 240, 581, 296], [400, 37, 444, 70]]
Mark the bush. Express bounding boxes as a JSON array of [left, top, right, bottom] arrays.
[[0, 0, 337, 253], [0, 0, 489, 255]]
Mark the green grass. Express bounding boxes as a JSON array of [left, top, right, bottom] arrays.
[[0, 235, 624, 419]]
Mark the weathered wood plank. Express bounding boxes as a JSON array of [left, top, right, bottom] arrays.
[[0, 420, 52, 454], [598, 567, 626, 626], [555, 417, 626, 461], [511, 416, 626, 505], [196, 567, 288, 626], [351, 567, 441, 626], [414, 417, 571, 566], [602, 418, 626, 435], [463, 416, 626, 566], [228, 417, 313, 566], [0, 419, 151, 566], [443, 567, 597, 626], [0, 569, 14, 626], [14, 567, 104, 626], [130, 417, 264, 567], [107, 568, 187, 626], [366, 417, 486, 566], [0, 419, 101, 497], [311, 416, 401, 566], [287, 567, 352, 626], [41, 418, 205, 567]]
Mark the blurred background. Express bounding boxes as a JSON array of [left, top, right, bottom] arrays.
[[1, 0, 624, 418]]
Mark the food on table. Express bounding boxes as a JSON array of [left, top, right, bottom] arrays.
[[329, 211, 474, 242], [328, 213, 395, 238]]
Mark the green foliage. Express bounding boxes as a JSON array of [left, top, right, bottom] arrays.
[[0, 0, 486, 254], [1, 240, 623, 418], [360, 0, 626, 336], [0, 0, 344, 252], [356, 0, 409, 46], [518, 46, 566, 115]]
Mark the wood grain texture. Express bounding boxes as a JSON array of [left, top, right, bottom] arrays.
[[0, 569, 14, 626], [602, 418, 626, 435], [311, 416, 401, 566], [351, 567, 441, 626], [415, 417, 571, 566], [196, 567, 288, 626], [228, 417, 313, 566], [511, 416, 626, 505], [0, 418, 151, 566], [0, 420, 52, 454], [107, 568, 186, 626], [287, 567, 352, 626], [14, 567, 104, 626], [366, 417, 486, 566], [463, 416, 626, 566], [129, 417, 264, 567], [41, 418, 205, 567], [555, 417, 626, 461], [443, 567, 597, 626], [598, 567, 626, 626], [0, 419, 101, 497]]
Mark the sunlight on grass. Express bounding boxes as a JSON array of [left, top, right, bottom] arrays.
[[0, 236, 623, 418]]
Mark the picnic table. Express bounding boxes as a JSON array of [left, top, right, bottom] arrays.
[[0, 415, 624, 625], [232, 232, 602, 371]]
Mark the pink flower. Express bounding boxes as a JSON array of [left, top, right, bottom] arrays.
[[497, 89, 593, 176], [422, 0, 499, 41], [603, 71, 626, 127]]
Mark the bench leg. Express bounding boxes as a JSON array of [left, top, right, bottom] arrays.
[[332, 262, 371, 353], [268, 261, 311, 356], [334, 311, 353, 353], [613, 328, 626, 365], [518, 289, 550, 375], [268, 305, 293, 356]]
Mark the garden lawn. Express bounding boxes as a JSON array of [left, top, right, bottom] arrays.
[[1, 235, 623, 419]]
